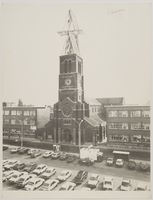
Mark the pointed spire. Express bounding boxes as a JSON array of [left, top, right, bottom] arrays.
[[58, 9, 82, 55]]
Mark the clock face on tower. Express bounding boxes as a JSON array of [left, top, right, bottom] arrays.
[[65, 78, 71, 86]]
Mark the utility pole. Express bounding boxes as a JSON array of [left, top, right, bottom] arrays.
[[20, 115, 24, 147]]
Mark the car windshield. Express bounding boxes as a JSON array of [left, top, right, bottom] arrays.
[[18, 178, 24, 181], [37, 167, 42, 170], [27, 182, 34, 185], [60, 172, 66, 176], [8, 161, 15, 164], [105, 181, 111, 185], [12, 175, 18, 178], [90, 176, 97, 180], [60, 187, 66, 190], [122, 181, 129, 187], [108, 158, 113, 161], [46, 170, 51, 173]]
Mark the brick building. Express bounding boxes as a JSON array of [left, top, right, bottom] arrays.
[[105, 105, 150, 146], [3, 102, 52, 138]]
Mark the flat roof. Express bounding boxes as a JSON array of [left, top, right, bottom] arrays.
[[105, 105, 150, 108], [113, 150, 130, 155]]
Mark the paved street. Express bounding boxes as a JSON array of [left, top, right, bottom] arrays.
[[3, 145, 150, 191]]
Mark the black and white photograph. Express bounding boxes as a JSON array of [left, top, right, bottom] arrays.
[[1, 0, 152, 199]]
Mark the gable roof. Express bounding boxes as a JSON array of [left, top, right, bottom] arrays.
[[96, 97, 124, 106], [84, 115, 106, 127]]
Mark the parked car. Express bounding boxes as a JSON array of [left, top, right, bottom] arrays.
[[116, 159, 124, 167], [4, 160, 19, 170], [128, 160, 136, 170], [39, 179, 59, 191], [87, 174, 99, 189], [23, 162, 37, 173], [3, 170, 16, 182], [57, 170, 72, 182], [139, 162, 150, 172], [106, 157, 114, 166], [18, 147, 29, 154], [31, 150, 41, 158], [72, 170, 88, 185], [10, 147, 21, 153], [59, 182, 76, 191], [102, 177, 113, 191], [3, 159, 10, 167], [3, 145, 9, 151], [51, 152, 61, 159], [24, 178, 44, 191], [81, 187, 91, 191], [43, 151, 53, 158], [16, 174, 37, 188], [59, 153, 68, 161], [79, 158, 94, 166], [67, 155, 76, 163], [39, 167, 56, 180], [32, 164, 47, 176], [27, 148, 35, 155], [8, 171, 28, 184], [13, 162, 26, 171], [120, 179, 132, 191], [135, 182, 148, 191]]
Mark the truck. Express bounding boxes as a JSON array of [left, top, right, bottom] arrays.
[[79, 146, 103, 166]]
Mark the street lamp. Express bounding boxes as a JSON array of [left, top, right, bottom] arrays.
[[20, 115, 24, 147]]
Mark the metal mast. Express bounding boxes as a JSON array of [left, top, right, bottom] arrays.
[[58, 9, 82, 55]]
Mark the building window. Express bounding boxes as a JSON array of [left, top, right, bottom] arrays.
[[16, 110, 22, 116], [4, 119, 9, 124], [30, 120, 35, 125], [11, 119, 16, 125], [68, 60, 72, 73], [11, 110, 16, 115], [108, 111, 118, 117], [4, 110, 9, 115], [64, 60, 68, 73], [130, 111, 141, 117], [142, 123, 150, 130], [109, 135, 129, 142], [108, 123, 128, 130], [131, 135, 141, 143], [29, 110, 36, 116], [118, 111, 128, 117], [141, 136, 150, 143], [78, 61, 81, 74], [131, 123, 141, 130], [16, 119, 21, 124], [63, 119, 71, 125], [142, 110, 150, 117], [24, 111, 30, 116]]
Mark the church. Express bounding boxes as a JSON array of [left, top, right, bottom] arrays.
[[53, 10, 106, 146]]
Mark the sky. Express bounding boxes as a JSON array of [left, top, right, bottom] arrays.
[[1, 3, 151, 106]]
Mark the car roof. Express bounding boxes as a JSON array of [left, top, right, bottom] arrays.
[[137, 182, 146, 188], [45, 179, 59, 184], [104, 176, 113, 181], [61, 170, 70, 173], [61, 182, 75, 188], [37, 164, 46, 167], [116, 159, 123, 161], [122, 179, 130, 183], [46, 167, 55, 171], [28, 178, 43, 182], [90, 173, 98, 178]]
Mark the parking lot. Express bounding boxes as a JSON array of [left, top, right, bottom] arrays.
[[3, 145, 150, 191]]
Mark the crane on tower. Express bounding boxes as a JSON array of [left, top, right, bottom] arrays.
[[58, 9, 82, 55]]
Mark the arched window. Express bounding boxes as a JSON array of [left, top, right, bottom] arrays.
[[68, 60, 72, 73], [64, 60, 68, 73]]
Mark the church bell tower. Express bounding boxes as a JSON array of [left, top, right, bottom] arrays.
[[53, 10, 89, 145]]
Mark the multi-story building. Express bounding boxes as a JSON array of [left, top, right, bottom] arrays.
[[3, 103, 52, 137], [105, 105, 150, 146]]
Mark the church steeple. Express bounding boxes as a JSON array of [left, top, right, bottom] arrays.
[[58, 9, 82, 55]]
